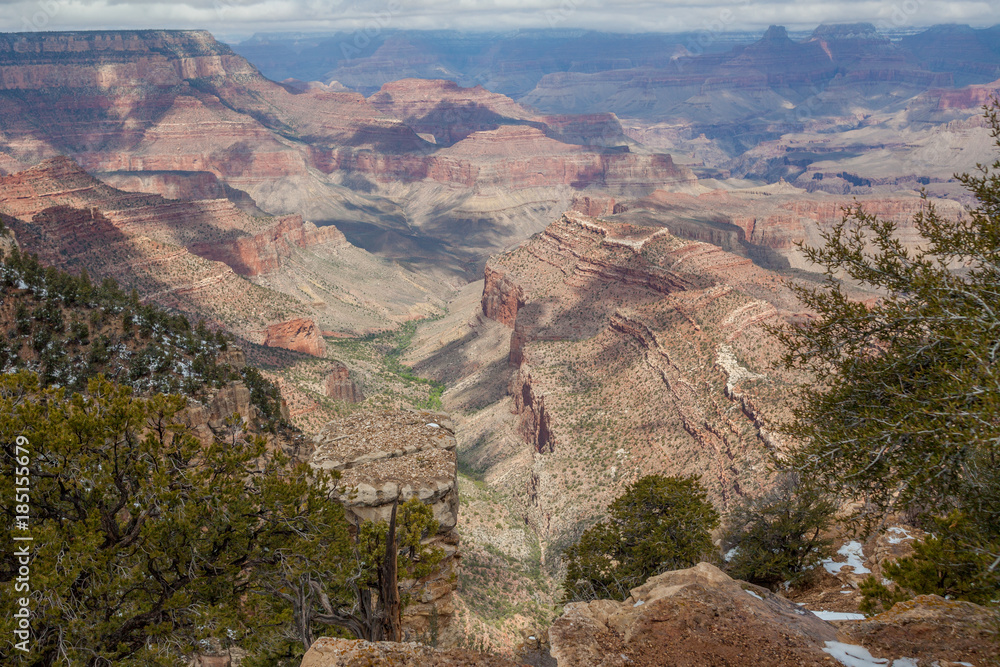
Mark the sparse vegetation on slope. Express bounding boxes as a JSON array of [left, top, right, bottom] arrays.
[[0, 246, 288, 431]]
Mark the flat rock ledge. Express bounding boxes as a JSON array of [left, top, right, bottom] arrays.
[[310, 408, 460, 644], [299, 638, 518, 666], [310, 408, 458, 529]]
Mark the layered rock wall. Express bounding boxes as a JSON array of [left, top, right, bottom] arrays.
[[510, 368, 556, 454], [481, 265, 524, 328], [315, 126, 694, 192], [191, 215, 346, 277]]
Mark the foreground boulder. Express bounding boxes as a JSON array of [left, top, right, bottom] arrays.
[[549, 562, 837, 666], [298, 638, 517, 666], [841, 594, 999, 665]]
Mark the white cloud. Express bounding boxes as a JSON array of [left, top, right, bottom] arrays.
[[2, 0, 998, 40]]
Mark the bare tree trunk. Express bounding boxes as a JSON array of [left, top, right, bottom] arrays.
[[298, 579, 312, 653], [379, 499, 402, 642]]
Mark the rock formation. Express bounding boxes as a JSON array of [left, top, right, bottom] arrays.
[[841, 595, 999, 665], [310, 410, 460, 644], [298, 637, 514, 667], [264, 318, 326, 357], [550, 563, 838, 666], [0, 31, 698, 277], [369, 78, 630, 148], [0, 157, 444, 340], [178, 348, 303, 462], [521, 22, 953, 121], [629, 185, 966, 273], [410, 191, 963, 648], [323, 361, 364, 403], [190, 215, 347, 277], [480, 265, 524, 328], [474, 211, 802, 535], [548, 563, 999, 666]]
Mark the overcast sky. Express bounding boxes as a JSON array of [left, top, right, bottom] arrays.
[[3, 0, 999, 42]]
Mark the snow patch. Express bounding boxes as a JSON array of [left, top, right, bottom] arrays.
[[823, 541, 871, 575], [632, 599, 644, 607], [885, 526, 913, 545], [822, 641, 918, 667], [812, 611, 865, 621], [426, 423, 440, 428], [744, 589, 763, 601]]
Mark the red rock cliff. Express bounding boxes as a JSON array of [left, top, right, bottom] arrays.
[[263, 318, 326, 357], [481, 264, 524, 328]]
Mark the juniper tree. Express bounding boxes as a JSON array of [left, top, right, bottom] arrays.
[[776, 103, 1000, 602], [0, 372, 444, 665], [720, 474, 836, 589], [0, 372, 350, 665], [562, 475, 719, 602]]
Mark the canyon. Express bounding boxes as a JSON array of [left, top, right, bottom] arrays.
[[240, 23, 1000, 197], [0, 31, 697, 278], [402, 181, 975, 650], [1, 21, 998, 663]]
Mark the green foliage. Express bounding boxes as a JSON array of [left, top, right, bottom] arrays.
[[0, 372, 353, 665], [776, 104, 1000, 608], [240, 365, 289, 433], [858, 575, 911, 616], [860, 511, 1000, 615], [357, 497, 446, 605], [383, 320, 447, 409], [775, 105, 1000, 529], [720, 474, 837, 589], [562, 475, 720, 602]]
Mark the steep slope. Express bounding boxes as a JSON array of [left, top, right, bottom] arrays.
[[0, 244, 304, 458], [402, 183, 963, 649], [0, 157, 444, 340], [621, 184, 967, 272]]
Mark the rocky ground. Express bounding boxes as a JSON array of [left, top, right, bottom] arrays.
[[298, 560, 999, 666]]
